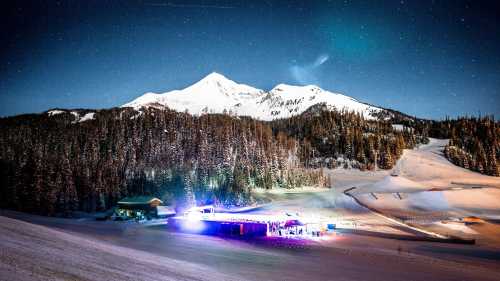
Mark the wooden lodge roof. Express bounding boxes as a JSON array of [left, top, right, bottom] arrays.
[[117, 196, 163, 205]]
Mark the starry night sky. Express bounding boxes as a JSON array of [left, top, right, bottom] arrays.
[[1, 0, 499, 119]]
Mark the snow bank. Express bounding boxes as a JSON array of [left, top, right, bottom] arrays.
[[79, 112, 95, 122], [391, 124, 413, 132], [47, 110, 65, 116]]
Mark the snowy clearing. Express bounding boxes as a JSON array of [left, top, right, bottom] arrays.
[[47, 110, 65, 116], [78, 112, 95, 122], [343, 138, 500, 243], [354, 139, 500, 217]]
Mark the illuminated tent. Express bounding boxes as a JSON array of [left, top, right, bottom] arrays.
[[284, 219, 305, 228]]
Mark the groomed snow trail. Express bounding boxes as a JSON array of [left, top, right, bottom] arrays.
[[354, 138, 500, 218]]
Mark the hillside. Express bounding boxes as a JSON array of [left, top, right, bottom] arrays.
[[0, 107, 325, 215], [0, 105, 423, 215]]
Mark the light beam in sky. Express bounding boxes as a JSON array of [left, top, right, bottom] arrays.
[[313, 54, 329, 67], [290, 54, 329, 85]]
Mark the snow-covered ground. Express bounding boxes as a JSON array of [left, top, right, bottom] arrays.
[[47, 109, 65, 116], [46, 110, 97, 123], [345, 138, 500, 243], [0, 215, 239, 281], [2, 210, 499, 281], [78, 112, 95, 122], [1, 138, 500, 280], [252, 138, 500, 243], [352, 138, 500, 217]]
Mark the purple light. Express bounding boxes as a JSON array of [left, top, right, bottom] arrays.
[[180, 215, 206, 233]]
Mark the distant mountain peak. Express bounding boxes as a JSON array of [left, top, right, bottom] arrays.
[[200, 72, 230, 82], [186, 72, 257, 95], [191, 72, 233, 87], [122, 73, 383, 120]]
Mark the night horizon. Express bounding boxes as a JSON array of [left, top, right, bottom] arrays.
[[1, 0, 500, 119]]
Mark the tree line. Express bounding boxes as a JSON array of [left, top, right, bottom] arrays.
[[269, 104, 425, 170], [0, 107, 325, 215], [442, 116, 499, 176], [378, 112, 499, 177], [5, 104, 484, 216]]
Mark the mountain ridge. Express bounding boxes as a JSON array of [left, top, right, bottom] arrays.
[[122, 72, 384, 120]]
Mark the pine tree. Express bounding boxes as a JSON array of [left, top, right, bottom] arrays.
[[488, 146, 499, 176]]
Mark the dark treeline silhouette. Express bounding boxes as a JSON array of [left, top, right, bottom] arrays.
[[440, 116, 499, 176], [0, 107, 325, 215], [269, 104, 425, 170], [381, 113, 499, 177], [4, 105, 489, 216]]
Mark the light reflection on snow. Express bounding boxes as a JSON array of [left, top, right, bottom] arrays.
[[180, 213, 206, 233]]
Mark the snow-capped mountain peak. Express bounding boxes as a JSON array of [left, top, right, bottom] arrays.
[[192, 72, 232, 86], [185, 72, 263, 98], [122, 72, 264, 116], [122, 73, 382, 120], [187, 72, 237, 92]]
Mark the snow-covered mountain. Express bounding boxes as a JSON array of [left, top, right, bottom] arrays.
[[122, 72, 382, 120]]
